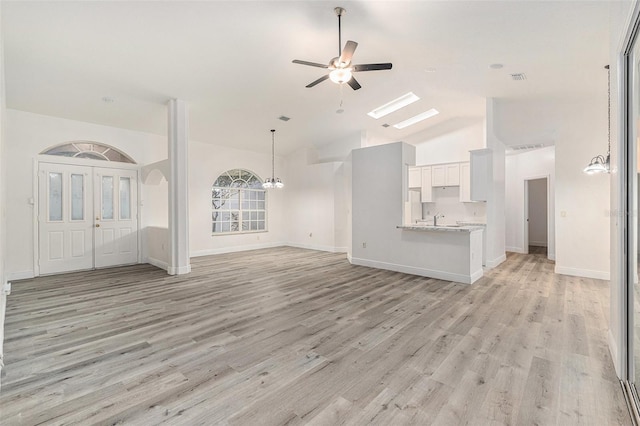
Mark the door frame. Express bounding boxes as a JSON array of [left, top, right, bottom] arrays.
[[33, 155, 142, 277], [523, 174, 551, 257]]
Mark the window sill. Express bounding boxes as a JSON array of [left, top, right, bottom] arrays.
[[211, 230, 268, 236]]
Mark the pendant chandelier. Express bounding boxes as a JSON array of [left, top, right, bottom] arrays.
[[584, 65, 611, 174], [263, 129, 283, 189]]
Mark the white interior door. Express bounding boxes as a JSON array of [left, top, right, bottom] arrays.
[[39, 162, 139, 274], [38, 163, 94, 274], [94, 167, 138, 268]]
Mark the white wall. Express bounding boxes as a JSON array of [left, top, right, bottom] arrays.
[[421, 187, 486, 224], [351, 142, 415, 263], [528, 178, 548, 247], [496, 97, 609, 279], [4, 109, 167, 280], [414, 119, 485, 165], [485, 99, 507, 268], [188, 139, 287, 257], [505, 146, 555, 257]]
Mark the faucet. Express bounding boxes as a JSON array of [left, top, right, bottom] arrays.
[[434, 213, 444, 226]]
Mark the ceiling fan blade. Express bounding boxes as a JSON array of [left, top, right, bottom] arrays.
[[353, 63, 393, 72], [293, 59, 329, 69], [347, 76, 361, 91], [306, 74, 330, 88], [339, 40, 358, 64]]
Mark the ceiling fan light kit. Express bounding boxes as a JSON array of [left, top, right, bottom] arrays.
[[292, 6, 392, 91]]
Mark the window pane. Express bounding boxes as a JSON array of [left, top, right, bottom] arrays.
[[221, 222, 230, 232], [49, 172, 63, 221], [258, 211, 265, 220], [257, 221, 265, 230], [71, 174, 84, 220], [119, 177, 131, 219], [102, 176, 114, 219], [242, 221, 250, 231], [242, 211, 250, 221]]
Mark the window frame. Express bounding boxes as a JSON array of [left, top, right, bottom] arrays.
[[211, 169, 267, 235]]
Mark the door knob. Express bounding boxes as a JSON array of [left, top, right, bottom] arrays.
[[95, 224, 100, 228]]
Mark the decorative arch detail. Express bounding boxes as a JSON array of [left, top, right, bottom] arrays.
[[41, 141, 136, 164]]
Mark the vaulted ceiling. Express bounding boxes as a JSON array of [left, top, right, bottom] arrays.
[[2, 1, 610, 156]]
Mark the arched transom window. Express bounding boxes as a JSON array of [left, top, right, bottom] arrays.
[[212, 169, 266, 234], [42, 142, 136, 164]]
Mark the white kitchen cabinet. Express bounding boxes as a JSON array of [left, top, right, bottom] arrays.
[[432, 163, 460, 187], [445, 163, 460, 186], [470, 149, 492, 201], [408, 166, 422, 188], [459, 162, 471, 202], [421, 166, 433, 202]]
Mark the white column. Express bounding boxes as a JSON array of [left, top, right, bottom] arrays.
[[167, 99, 191, 275]]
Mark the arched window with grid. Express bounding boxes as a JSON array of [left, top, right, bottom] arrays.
[[212, 169, 266, 234]]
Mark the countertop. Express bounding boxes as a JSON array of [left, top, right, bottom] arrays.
[[397, 224, 484, 233]]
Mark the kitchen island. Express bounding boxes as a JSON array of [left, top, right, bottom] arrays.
[[393, 225, 484, 284]]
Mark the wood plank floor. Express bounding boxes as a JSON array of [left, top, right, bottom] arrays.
[[0, 247, 631, 425]]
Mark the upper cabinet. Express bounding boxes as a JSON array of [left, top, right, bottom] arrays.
[[421, 166, 433, 202], [459, 162, 471, 202], [470, 149, 492, 202], [432, 163, 460, 187], [408, 166, 422, 188]]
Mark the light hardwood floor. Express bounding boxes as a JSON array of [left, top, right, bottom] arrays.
[[0, 247, 631, 425]]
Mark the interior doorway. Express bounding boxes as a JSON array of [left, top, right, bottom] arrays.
[[38, 161, 139, 275], [524, 177, 549, 256]]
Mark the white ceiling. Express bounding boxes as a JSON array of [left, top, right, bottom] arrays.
[[2, 1, 611, 156]]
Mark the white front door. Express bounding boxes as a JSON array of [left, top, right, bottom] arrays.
[[94, 167, 138, 268], [38, 162, 139, 275], [38, 163, 94, 274]]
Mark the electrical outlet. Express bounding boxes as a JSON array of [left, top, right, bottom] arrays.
[[362, 242, 367, 248]]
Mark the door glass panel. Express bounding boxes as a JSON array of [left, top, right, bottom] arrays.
[[49, 172, 63, 221], [71, 174, 84, 220], [119, 177, 131, 220], [102, 176, 114, 220]]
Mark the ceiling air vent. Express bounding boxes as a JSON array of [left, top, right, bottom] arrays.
[[382, 123, 390, 128], [510, 73, 527, 81], [278, 116, 291, 122]]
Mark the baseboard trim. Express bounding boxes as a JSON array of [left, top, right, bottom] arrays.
[[554, 265, 610, 280], [486, 254, 507, 269], [548, 253, 556, 261], [7, 270, 35, 281], [167, 264, 191, 275], [285, 242, 348, 253], [146, 257, 169, 272], [506, 246, 526, 254], [349, 257, 482, 284], [609, 329, 621, 378], [529, 241, 548, 247], [190, 242, 284, 257]]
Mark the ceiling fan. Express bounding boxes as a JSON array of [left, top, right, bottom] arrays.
[[292, 7, 392, 91]]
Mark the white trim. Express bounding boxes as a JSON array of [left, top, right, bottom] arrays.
[[554, 266, 610, 280], [349, 257, 483, 285], [548, 253, 556, 261], [609, 328, 622, 378], [146, 257, 168, 272], [285, 242, 348, 253], [168, 264, 191, 275], [506, 246, 526, 254], [486, 254, 507, 268], [190, 241, 284, 257], [7, 270, 35, 281], [529, 241, 548, 247], [36, 154, 139, 170]]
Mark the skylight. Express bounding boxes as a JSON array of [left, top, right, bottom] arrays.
[[367, 92, 420, 119], [392, 109, 439, 129]]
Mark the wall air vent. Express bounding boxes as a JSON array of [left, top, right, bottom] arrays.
[[278, 116, 291, 121], [510, 73, 527, 81], [508, 143, 545, 152]]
